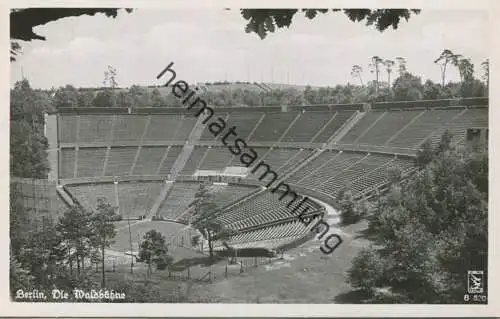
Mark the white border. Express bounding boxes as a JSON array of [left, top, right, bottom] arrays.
[[1, 0, 499, 317]]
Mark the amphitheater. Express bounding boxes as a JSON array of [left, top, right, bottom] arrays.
[[16, 97, 488, 267]]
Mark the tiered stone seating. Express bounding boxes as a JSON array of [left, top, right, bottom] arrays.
[[258, 148, 301, 171], [76, 147, 107, 177], [198, 147, 233, 171], [315, 153, 393, 197], [132, 146, 168, 175], [67, 183, 117, 209], [250, 112, 298, 142], [430, 107, 488, 146], [181, 147, 207, 174], [276, 149, 314, 174], [217, 190, 318, 230], [388, 109, 463, 149], [112, 115, 148, 142], [219, 219, 318, 249], [61, 148, 76, 179], [59, 115, 78, 143], [295, 152, 364, 191], [104, 147, 137, 176], [356, 110, 424, 146], [157, 146, 183, 176], [78, 115, 113, 143], [208, 184, 258, 210], [199, 112, 229, 141], [228, 147, 270, 167], [175, 117, 198, 140], [350, 156, 414, 195], [281, 111, 334, 143], [143, 115, 184, 141], [311, 110, 356, 143], [157, 182, 200, 220], [339, 112, 384, 144], [286, 150, 340, 184], [116, 181, 163, 217], [225, 113, 264, 140]]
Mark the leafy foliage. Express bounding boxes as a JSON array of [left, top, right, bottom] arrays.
[[347, 248, 387, 295], [191, 183, 237, 260], [337, 188, 368, 225], [349, 132, 488, 303], [92, 198, 118, 286], [434, 49, 461, 87], [10, 8, 133, 61], [139, 229, 173, 272], [392, 72, 424, 101], [10, 196, 120, 297], [10, 79, 51, 178], [57, 204, 95, 275], [240, 9, 421, 39], [10, 8, 420, 61]]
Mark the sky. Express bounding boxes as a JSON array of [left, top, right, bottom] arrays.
[[10, 9, 489, 89]]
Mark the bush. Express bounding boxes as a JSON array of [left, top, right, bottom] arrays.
[[155, 253, 174, 270], [347, 248, 386, 295], [338, 189, 367, 225]]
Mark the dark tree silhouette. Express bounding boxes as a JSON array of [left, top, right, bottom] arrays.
[[10, 8, 420, 61], [240, 9, 421, 39], [10, 8, 133, 61]]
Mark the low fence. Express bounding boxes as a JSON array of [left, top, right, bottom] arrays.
[[168, 255, 279, 283]]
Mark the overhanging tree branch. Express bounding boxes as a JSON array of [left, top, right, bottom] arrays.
[[10, 8, 133, 61]]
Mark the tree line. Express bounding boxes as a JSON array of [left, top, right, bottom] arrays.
[[33, 51, 485, 111], [10, 193, 178, 302], [337, 131, 488, 303]]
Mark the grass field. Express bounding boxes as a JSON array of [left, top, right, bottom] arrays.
[[112, 220, 188, 252], [107, 217, 370, 303], [111, 220, 203, 261], [186, 221, 370, 303]]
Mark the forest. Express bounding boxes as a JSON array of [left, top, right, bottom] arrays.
[[20, 51, 488, 112]]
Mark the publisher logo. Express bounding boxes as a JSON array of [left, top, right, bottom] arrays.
[[467, 270, 484, 294]]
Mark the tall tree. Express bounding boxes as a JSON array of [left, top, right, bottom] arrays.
[[139, 230, 173, 276], [395, 56, 407, 77], [57, 204, 94, 275], [91, 198, 118, 287], [10, 80, 51, 179], [129, 85, 152, 107], [151, 88, 166, 107], [370, 56, 384, 93], [422, 79, 446, 100], [392, 72, 424, 101], [434, 49, 461, 87], [351, 65, 364, 85], [53, 85, 79, 109], [77, 90, 95, 108], [384, 59, 395, 90], [92, 90, 116, 108], [190, 184, 236, 261], [481, 59, 489, 87], [103, 65, 118, 89], [457, 57, 474, 84]]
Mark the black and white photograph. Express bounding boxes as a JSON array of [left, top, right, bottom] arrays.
[[5, 3, 496, 316]]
